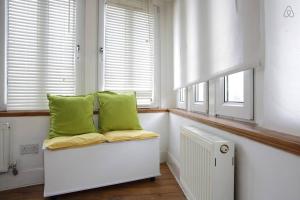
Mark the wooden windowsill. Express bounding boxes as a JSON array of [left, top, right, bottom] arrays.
[[137, 108, 169, 113], [0, 108, 169, 117], [169, 108, 300, 156]]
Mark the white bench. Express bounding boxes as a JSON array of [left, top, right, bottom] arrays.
[[43, 137, 160, 197]]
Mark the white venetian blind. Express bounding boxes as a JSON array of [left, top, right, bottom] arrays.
[[7, 0, 77, 110], [104, 0, 155, 106]]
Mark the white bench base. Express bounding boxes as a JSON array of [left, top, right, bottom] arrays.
[[43, 137, 160, 197]]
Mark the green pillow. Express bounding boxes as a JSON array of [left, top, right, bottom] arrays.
[[47, 94, 96, 138], [97, 91, 142, 133]]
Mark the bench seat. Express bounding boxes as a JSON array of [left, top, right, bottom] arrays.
[[43, 132, 160, 197]]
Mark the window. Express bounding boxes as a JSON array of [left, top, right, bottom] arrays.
[[103, 0, 158, 107], [0, 1, 5, 111], [179, 88, 186, 102], [224, 72, 244, 103], [195, 83, 205, 102], [6, 0, 80, 110], [177, 88, 187, 109], [190, 82, 208, 113], [216, 69, 253, 120]]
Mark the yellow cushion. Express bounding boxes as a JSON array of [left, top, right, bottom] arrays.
[[103, 130, 159, 142], [43, 133, 107, 150]]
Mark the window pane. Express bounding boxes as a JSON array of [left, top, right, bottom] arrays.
[[7, 0, 77, 110], [104, 2, 156, 106], [195, 82, 204, 102], [179, 88, 186, 102], [224, 71, 244, 103]]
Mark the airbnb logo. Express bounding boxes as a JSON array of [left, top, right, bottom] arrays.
[[284, 6, 295, 17]]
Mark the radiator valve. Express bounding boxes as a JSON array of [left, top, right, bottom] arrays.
[[220, 144, 229, 154], [9, 162, 18, 176]]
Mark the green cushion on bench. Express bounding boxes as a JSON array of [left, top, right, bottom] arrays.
[[97, 91, 142, 133], [48, 94, 96, 138]]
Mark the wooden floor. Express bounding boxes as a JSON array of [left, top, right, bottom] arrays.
[[0, 164, 186, 200]]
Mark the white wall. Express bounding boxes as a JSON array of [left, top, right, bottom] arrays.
[[159, 1, 176, 108], [0, 113, 169, 191], [168, 113, 300, 200], [263, 0, 300, 136]]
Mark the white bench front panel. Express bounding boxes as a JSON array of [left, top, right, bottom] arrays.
[[44, 138, 160, 197]]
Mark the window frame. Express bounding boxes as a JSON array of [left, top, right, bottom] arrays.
[[0, 0, 6, 111], [98, 1, 161, 108], [190, 82, 208, 114], [75, 0, 86, 95], [215, 69, 254, 120], [177, 87, 187, 109]]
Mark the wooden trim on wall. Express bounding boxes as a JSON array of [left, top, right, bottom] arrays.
[[137, 108, 169, 113], [169, 108, 300, 156], [0, 110, 50, 117], [0, 108, 169, 117]]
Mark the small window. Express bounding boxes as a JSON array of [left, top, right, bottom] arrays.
[[177, 88, 187, 109], [179, 88, 186, 102], [190, 82, 208, 113], [216, 69, 253, 120], [224, 71, 244, 103], [195, 82, 205, 102]]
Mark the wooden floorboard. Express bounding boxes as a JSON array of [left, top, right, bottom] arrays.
[[0, 164, 186, 200]]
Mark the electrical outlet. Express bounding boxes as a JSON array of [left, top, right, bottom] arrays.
[[20, 144, 39, 155]]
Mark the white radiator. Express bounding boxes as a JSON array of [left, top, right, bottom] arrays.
[[0, 123, 10, 173], [180, 126, 234, 200]]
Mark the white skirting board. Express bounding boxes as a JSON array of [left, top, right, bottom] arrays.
[[44, 138, 161, 197], [167, 152, 188, 199], [167, 152, 180, 180]]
